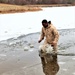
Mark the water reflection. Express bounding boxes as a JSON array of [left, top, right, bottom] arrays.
[[40, 54, 59, 75]]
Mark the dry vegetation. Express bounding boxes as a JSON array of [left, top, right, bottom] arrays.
[[0, 3, 42, 14], [0, 3, 75, 14]]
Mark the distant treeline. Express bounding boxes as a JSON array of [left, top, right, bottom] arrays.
[[0, 0, 75, 5]]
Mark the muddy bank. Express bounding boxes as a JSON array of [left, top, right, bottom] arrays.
[[0, 28, 75, 75]]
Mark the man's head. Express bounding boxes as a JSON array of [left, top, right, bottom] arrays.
[[42, 19, 48, 28]]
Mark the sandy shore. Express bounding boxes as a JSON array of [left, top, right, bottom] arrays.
[[0, 28, 75, 75]]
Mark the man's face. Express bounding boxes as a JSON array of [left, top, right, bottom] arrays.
[[42, 23, 48, 28]]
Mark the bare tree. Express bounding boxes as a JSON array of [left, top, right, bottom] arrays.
[[0, 0, 75, 5]]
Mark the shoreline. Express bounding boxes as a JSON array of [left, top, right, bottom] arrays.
[[0, 28, 75, 42], [0, 3, 75, 14], [0, 28, 75, 52]]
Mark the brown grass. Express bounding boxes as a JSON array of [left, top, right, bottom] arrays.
[[0, 3, 42, 14], [0, 3, 75, 14]]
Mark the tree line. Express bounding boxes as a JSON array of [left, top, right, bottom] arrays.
[[0, 0, 75, 5]]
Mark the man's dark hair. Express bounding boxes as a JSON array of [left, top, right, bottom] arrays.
[[42, 19, 47, 23]]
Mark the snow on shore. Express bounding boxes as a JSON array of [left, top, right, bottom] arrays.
[[0, 6, 75, 41]]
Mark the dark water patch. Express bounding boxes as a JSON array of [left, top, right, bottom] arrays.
[[58, 53, 75, 56], [58, 42, 75, 50]]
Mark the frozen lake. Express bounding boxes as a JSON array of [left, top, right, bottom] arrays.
[[0, 6, 75, 41]]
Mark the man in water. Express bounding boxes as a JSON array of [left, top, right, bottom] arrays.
[[38, 19, 59, 54]]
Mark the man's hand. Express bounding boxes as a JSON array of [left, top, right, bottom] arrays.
[[38, 40, 42, 43]]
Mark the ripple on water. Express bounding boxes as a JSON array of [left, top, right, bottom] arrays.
[[62, 69, 67, 71], [72, 72, 75, 75], [58, 62, 66, 65], [0, 54, 7, 57], [29, 49, 34, 52], [72, 58, 75, 60]]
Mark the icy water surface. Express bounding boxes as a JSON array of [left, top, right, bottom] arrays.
[[0, 28, 75, 75]]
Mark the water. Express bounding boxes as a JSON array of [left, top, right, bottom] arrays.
[[0, 6, 75, 41]]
